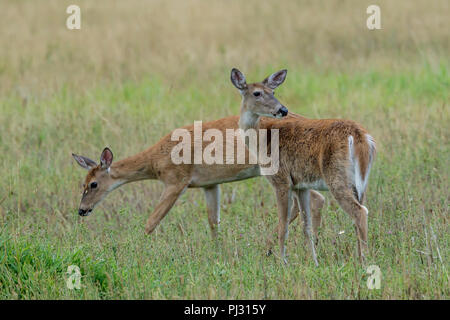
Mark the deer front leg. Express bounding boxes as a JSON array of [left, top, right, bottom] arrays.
[[274, 185, 293, 264], [286, 191, 325, 228], [203, 185, 220, 238], [288, 193, 301, 225], [296, 189, 319, 266], [267, 192, 299, 254], [145, 183, 188, 234], [310, 190, 325, 240], [268, 191, 324, 252]]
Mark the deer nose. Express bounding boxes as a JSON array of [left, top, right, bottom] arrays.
[[279, 106, 288, 117], [78, 208, 92, 216]]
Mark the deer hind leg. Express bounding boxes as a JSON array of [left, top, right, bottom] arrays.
[[326, 173, 368, 262], [203, 185, 220, 238], [295, 189, 319, 266], [359, 187, 368, 206]]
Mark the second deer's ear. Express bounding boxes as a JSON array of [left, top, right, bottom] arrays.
[[230, 68, 247, 90], [72, 153, 97, 170], [100, 147, 113, 169], [263, 69, 287, 89]]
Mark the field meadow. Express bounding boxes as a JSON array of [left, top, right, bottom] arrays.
[[0, 0, 448, 299]]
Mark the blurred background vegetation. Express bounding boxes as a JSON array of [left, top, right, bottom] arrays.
[[1, 0, 448, 95], [0, 0, 448, 299]]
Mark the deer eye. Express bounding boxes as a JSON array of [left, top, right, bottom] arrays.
[[253, 91, 261, 97], [90, 182, 98, 189]]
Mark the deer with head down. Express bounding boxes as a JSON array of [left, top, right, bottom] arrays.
[[72, 116, 326, 247]]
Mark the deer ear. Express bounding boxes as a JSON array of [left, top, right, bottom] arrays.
[[230, 68, 247, 90], [72, 154, 97, 170], [100, 147, 113, 169], [263, 69, 287, 89]]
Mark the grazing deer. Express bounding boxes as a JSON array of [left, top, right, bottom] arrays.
[[230, 68, 376, 264], [72, 116, 325, 243]]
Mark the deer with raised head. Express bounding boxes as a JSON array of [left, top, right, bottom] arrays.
[[230, 68, 376, 264], [72, 115, 326, 245]]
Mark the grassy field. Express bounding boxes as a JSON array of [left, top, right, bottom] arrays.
[[0, 0, 448, 299]]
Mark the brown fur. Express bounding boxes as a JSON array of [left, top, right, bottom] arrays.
[[263, 117, 373, 187], [74, 113, 325, 241], [231, 69, 376, 264]]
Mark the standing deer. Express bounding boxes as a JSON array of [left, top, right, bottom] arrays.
[[72, 115, 326, 245], [230, 68, 376, 264]]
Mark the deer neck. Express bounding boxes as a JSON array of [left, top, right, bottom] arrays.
[[239, 103, 261, 132], [239, 103, 262, 162], [109, 149, 158, 185]]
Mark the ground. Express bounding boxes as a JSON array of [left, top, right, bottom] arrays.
[[0, 0, 448, 299]]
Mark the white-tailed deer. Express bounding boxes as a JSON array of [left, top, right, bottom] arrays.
[[230, 68, 376, 264], [72, 116, 325, 243]]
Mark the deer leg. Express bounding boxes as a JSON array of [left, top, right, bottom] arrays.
[[273, 185, 293, 264], [270, 193, 299, 236], [296, 189, 319, 266], [203, 185, 220, 238], [145, 183, 188, 234], [289, 191, 324, 229], [359, 187, 367, 206], [288, 193, 300, 224], [297, 190, 324, 245], [267, 191, 324, 254], [327, 180, 368, 262], [310, 190, 325, 241], [273, 192, 324, 237], [266, 192, 296, 256]]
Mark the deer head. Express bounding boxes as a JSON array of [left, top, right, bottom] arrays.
[[230, 68, 288, 120], [72, 147, 118, 216]]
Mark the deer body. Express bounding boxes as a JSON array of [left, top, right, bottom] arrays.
[[231, 68, 376, 264], [73, 114, 325, 239]]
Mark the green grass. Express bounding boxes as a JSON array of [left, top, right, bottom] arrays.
[[0, 64, 448, 299]]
